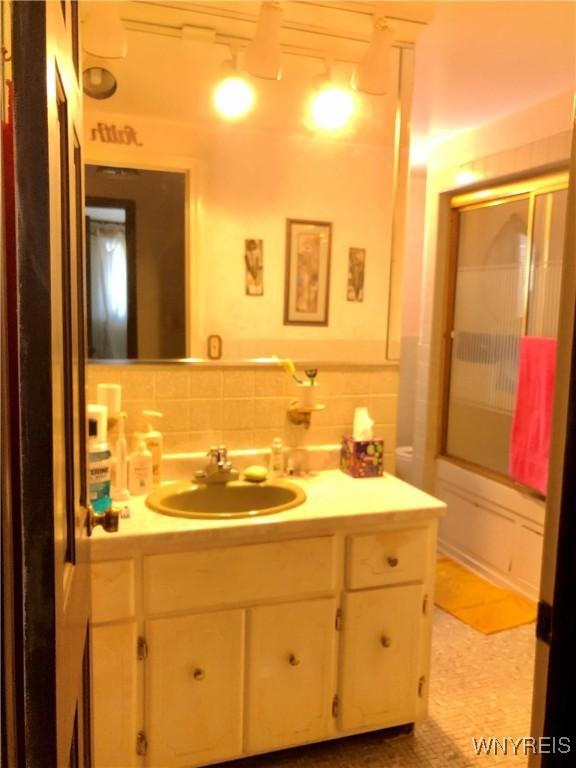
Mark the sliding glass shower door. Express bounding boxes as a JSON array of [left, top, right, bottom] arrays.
[[443, 175, 567, 490]]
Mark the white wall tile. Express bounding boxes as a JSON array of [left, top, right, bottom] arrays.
[[223, 369, 255, 398], [87, 363, 397, 454], [155, 371, 189, 399], [188, 369, 222, 399], [189, 400, 222, 432], [223, 399, 255, 430]]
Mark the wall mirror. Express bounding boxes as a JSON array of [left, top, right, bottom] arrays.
[[83, 2, 414, 364]]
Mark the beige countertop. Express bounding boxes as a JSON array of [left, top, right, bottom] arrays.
[[90, 470, 445, 560]]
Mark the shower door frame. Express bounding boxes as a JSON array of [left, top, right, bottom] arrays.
[[439, 170, 569, 494]]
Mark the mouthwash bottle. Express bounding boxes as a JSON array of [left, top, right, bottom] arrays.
[[87, 417, 112, 514]]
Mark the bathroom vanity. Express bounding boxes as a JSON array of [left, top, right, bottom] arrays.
[[89, 470, 445, 767]]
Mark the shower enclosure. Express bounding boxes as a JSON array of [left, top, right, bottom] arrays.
[[437, 171, 568, 598]]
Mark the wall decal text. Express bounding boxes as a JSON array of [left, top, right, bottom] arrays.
[[90, 123, 143, 146]]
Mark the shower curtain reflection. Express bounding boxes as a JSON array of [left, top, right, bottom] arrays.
[[88, 219, 128, 358]]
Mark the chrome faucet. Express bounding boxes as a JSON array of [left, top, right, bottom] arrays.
[[194, 445, 239, 484]]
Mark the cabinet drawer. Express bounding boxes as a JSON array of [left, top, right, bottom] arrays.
[[144, 536, 336, 614], [91, 559, 135, 623], [346, 528, 428, 589]]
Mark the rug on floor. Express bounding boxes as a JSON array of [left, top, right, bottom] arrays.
[[435, 556, 536, 634]]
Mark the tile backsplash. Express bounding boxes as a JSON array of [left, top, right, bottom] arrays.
[[86, 364, 399, 472]]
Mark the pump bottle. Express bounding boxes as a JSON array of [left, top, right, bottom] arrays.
[[136, 410, 163, 485]]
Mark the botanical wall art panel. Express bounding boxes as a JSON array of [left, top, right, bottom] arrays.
[[347, 247, 366, 302], [245, 238, 264, 296], [284, 219, 332, 326]]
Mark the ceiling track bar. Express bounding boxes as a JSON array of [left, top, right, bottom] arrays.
[[132, 0, 429, 27], [123, 18, 415, 56], [299, 1, 429, 26]]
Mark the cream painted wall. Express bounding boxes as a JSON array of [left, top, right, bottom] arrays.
[[412, 89, 574, 491], [201, 128, 394, 357], [85, 110, 396, 362]]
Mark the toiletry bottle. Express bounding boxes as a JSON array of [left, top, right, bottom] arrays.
[[112, 411, 130, 502], [269, 437, 284, 478], [128, 440, 153, 496], [87, 416, 112, 514], [136, 410, 163, 485]]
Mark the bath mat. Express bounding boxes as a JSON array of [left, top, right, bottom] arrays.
[[434, 557, 536, 634]]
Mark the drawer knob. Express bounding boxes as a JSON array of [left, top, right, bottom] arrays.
[[193, 668, 206, 681], [387, 556, 399, 568], [380, 635, 392, 648], [288, 653, 300, 667]]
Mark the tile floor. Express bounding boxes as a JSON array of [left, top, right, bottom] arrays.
[[219, 608, 536, 767]]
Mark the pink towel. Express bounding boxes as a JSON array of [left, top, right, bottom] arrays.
[[509, 337, 557, 495]]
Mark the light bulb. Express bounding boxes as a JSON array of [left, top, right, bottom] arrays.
[[213, 76, 255, 120], [309, 86, 356, 131]]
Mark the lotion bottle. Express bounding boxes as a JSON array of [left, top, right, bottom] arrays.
[[136, 410, 163, 485], [112, 411, 130, 502], [128, 440, 153, 496], [269, 437, 284, 478]]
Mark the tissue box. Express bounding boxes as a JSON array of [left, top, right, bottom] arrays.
[[340, 436, 384, 478]]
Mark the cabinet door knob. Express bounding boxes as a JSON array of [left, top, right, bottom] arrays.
[[387, 556, 399, 568], [288, 653, 300, 667], [193, 668, 206, 681], [380, 635, 392, 648]]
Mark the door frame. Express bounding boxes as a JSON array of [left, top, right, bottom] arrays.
[[9, 4, 58, 762], [533, 110, 576, 764], [6, 2, 91, 764]]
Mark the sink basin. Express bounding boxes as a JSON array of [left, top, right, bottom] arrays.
[[146, 479, 306, 519]]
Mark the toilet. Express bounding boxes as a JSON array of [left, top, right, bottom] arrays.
[[395, 445, 414, 483]]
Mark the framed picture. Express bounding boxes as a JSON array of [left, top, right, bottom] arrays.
[[284, 219, 332, 326], [347, 247, 366, 302], [244, 238, 263, 296]]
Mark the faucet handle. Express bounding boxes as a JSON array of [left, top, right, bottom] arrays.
[[207, 446, 219, 462]]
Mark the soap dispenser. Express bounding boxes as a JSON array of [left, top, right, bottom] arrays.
[[136, 410, 163, 485], [128, 440, 153, 496]]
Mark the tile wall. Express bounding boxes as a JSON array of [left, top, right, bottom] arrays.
[[86, 364, 399, 473]]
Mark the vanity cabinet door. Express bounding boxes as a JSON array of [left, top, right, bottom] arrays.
[[339, 585, 424, 732], [145, 609, 244, 767], [246, 598, 337, 753]]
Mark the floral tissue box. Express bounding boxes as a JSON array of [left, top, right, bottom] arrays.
[[340, 436, 384, 478]]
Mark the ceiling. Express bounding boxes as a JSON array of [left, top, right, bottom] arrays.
[[83, 1, 576, 156], [411, 1, 576, 151]]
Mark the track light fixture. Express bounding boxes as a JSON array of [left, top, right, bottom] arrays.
[[352, 17, 393, 96], [309, 60, 356, 132], [82, 1, 127, 59], [244, 1, 283, 80], [82, 67, 118, 100], [213, 49, 256, 120]]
